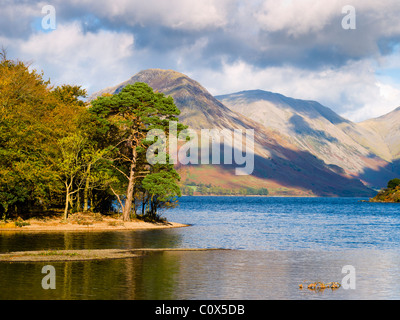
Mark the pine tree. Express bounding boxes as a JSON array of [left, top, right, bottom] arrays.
[[89, 83, 186, 221]]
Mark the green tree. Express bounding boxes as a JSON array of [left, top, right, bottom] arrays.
[[0, 54, 186, 221], [89, 83, 186, 221], [141, 163, 182, 220], [57, 133, 86, 219], [183, 186, 194, 196], [50, 85, 90, 218], [0, 52, 89, 217], [388, 178, 400, 190]]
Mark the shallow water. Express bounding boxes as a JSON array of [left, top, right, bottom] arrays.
[[1, 197, 400, 300], [1, 250, 400, 300]]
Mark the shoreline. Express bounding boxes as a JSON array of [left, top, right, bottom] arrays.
[[180, 195, 370, 198], [0, 213, 189, 233]]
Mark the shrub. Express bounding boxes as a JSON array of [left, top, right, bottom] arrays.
[[387, 178, 400, 190]]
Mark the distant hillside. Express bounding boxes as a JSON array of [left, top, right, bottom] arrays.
[[90, 69, 376, 197], [216, 90, 397, 189], [370, 179, 400, 203], [359, 107, 400, 161]]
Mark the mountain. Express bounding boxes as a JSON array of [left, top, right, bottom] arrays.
[[216, 90, 397, 188], [91, 69, 241, 130], [359, 107, 400, 161], [90, 69, 376, 197]]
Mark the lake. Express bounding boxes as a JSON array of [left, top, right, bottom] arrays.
[[1, 197, 400, 300]]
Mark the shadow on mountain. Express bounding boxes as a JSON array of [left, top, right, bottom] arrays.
[[358, 158, 400, 190], [249, 147, 374, 197], [181, 142, 375, 197], [289, 115, 339, 144]]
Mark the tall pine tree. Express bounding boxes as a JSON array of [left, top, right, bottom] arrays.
[[89, 83, 186, 221]]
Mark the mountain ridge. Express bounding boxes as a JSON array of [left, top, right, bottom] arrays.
[[90, 69, 239, 130], [216, 89, 350, 126], [216, 89, 398, 188], [89, 68, 395, 196]]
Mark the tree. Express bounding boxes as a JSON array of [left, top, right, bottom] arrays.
[[80, 147, 113, 213], [142, 172, 181, 219], [387, 178, 400, 190], [181, 186, 194, 196], [0, 53, 186, 222], [0, 52, 89, 217], [0, 53, 53, 216], [50, 85, 89, 219], [57, 133, 86, 219], [1, 54, 54, 214], [89, 83, 186, 221]]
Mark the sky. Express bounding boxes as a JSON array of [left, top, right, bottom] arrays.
[[1, 0, 400, 122]]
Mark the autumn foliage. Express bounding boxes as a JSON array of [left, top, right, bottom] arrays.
[[0, 53, 184, 221]]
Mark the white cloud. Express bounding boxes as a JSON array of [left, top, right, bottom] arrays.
[[343, 82, 400, 121], [0, 1, 41, 37], [2, 0, 400, 122], [187, 58, 400, 122], [68, 0, 234, 30], [255, 0, 343, 36], [16, 22, 135, 93], [256, 0, 400, 37]]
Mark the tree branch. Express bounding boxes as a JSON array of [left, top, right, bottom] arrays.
[[109, 185, 124, 212]]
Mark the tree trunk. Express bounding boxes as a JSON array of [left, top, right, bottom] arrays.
[[142, 193, 146, 216], [122, 146, 137, 221], [122, 162, 136, 221], [64, 187, 70, 220], [132, 187, 137, 218], [68, 192, 74, 212], [76, 190, 81, 213], [83, 164, 91, 212]]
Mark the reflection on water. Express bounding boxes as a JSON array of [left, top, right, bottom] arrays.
[[0, 229, 185, 253], [2, 197, 400, 253], [1, 197, 400, 300], [1, 250, 400, 300]]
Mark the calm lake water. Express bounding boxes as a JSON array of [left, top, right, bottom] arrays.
[[1, 197, 400, 300]]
